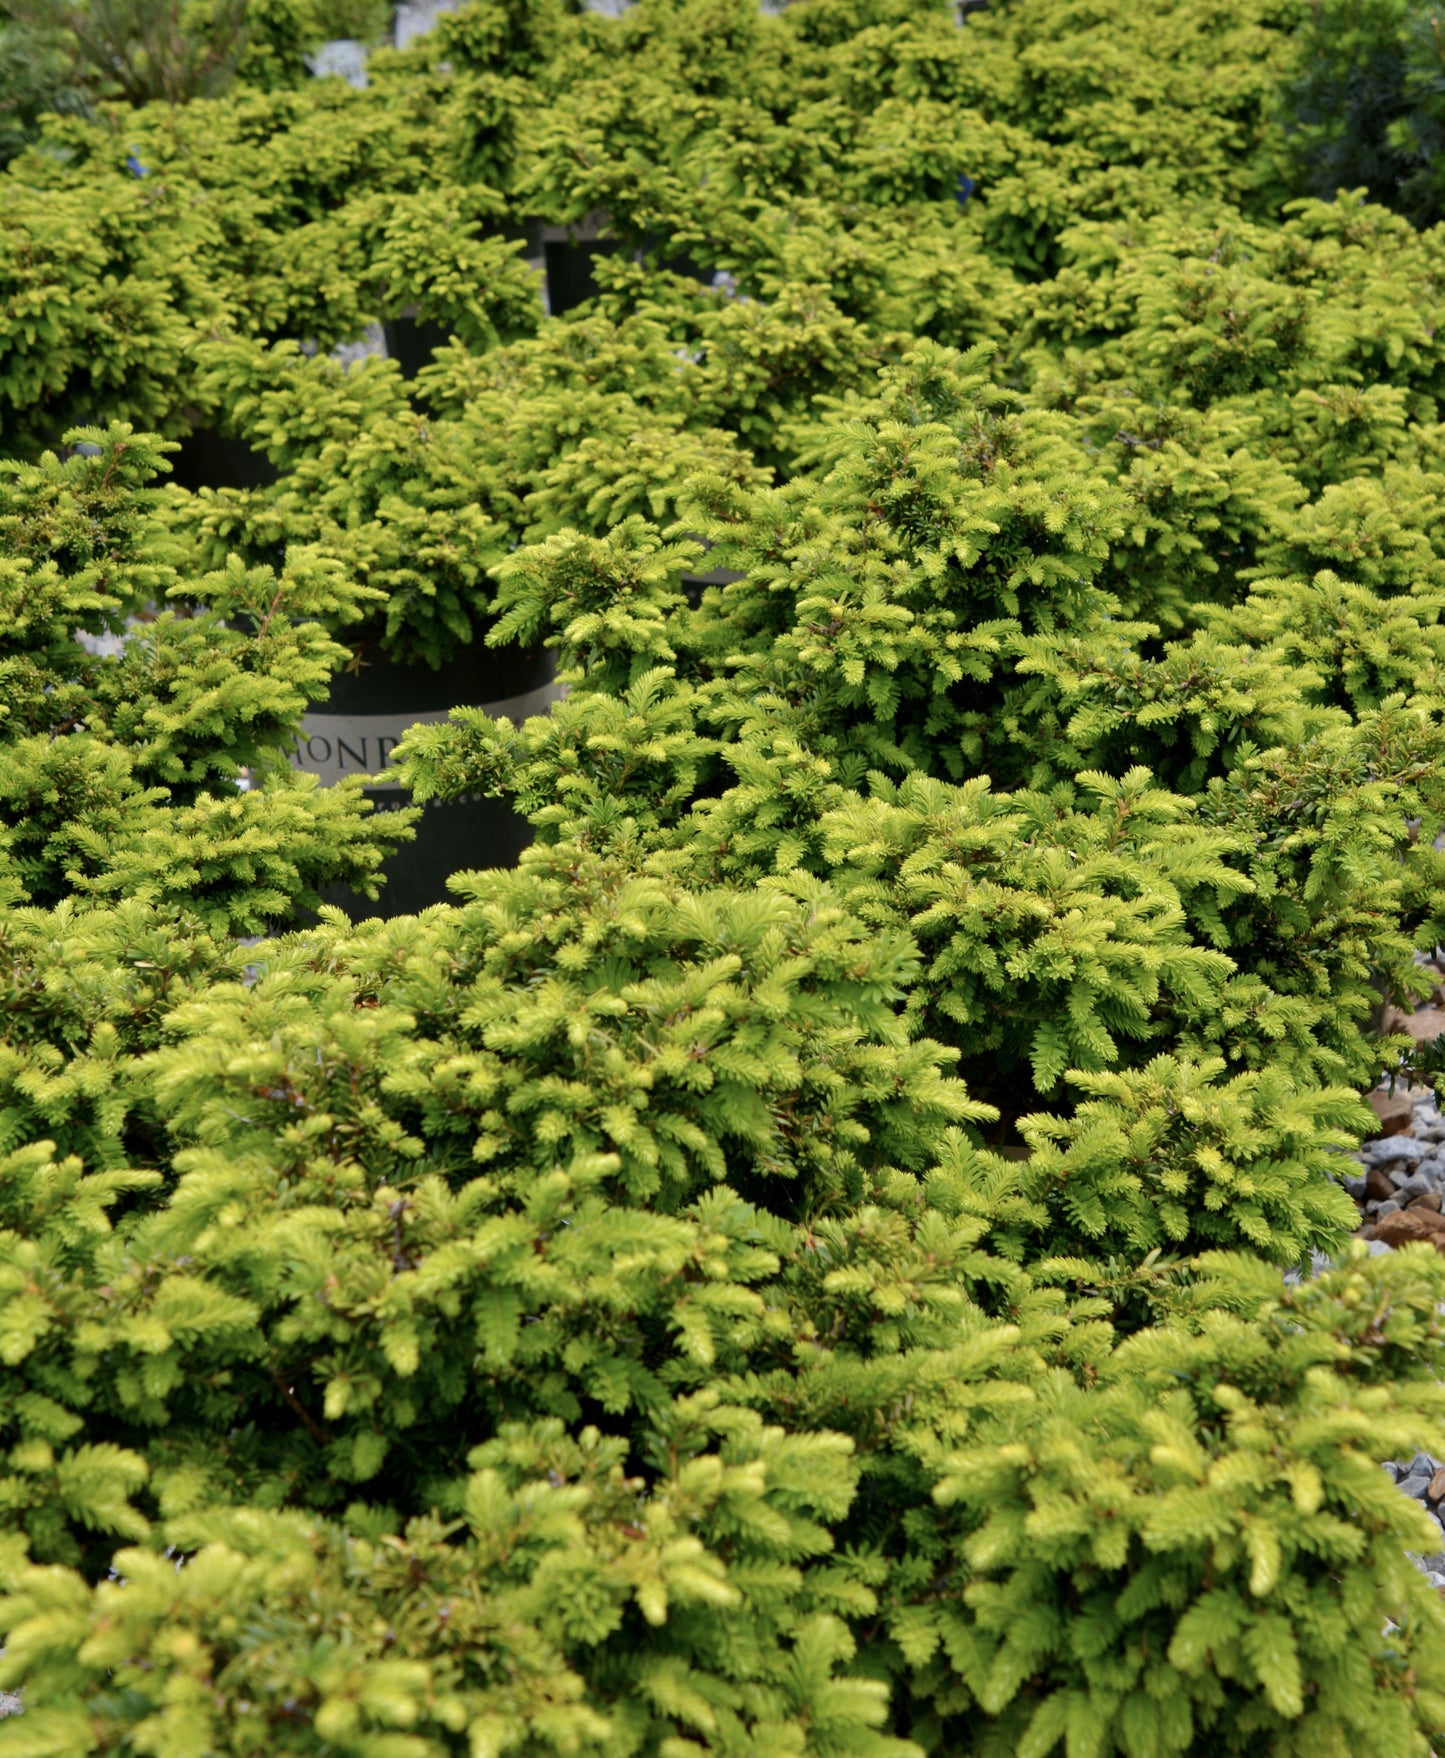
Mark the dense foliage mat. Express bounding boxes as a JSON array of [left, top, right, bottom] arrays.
[[7, 0, 1445, 1752]]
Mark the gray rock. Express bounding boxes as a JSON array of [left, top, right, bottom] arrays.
[[1361, 1136, 1430, 1166], [394, 0, 459, 46], [1399, 1471, 1433, 1500], [1283, 1249, 1339, 1287], [76, 627, 127, 659], [332, 321, 387, 371], [1397, 1172, 1435, 1200], [1376, 1200, 1403, 1219], [306, 37, 368, 87]]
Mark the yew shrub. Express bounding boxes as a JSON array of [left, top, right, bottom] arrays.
[[6, 1, 1445, 1753]]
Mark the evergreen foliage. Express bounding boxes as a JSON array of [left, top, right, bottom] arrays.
[[8, 0, 1445, 1750], [0, 423, 407, 930], [1282, 0, 1445, 226]]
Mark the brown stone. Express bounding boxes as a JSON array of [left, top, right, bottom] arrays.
[[1399, 1010, 1445, 1045], [1368, 1091, 1417, 1137], [1369, 1210, 1420, 1246], [1373, 1207, 1445, 1247], [1366, 1165, 1397, 1203], [1409, 1191, 1444, 1212], [1428, 1467, 1445, 1503]]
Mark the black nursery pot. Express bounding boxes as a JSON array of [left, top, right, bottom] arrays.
[[168, 428, 280, 493], [380, 313, 454, 379], [544, 236, 716, 316], [291, 640, 561, 918], [544, 236, 627, 315]]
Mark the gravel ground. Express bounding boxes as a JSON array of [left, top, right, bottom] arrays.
[[1335, 954, 1445, 1586]]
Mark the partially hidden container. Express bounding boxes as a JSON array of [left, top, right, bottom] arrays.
[[167, 422, 279, 493], [291, 640, 562, 918]]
